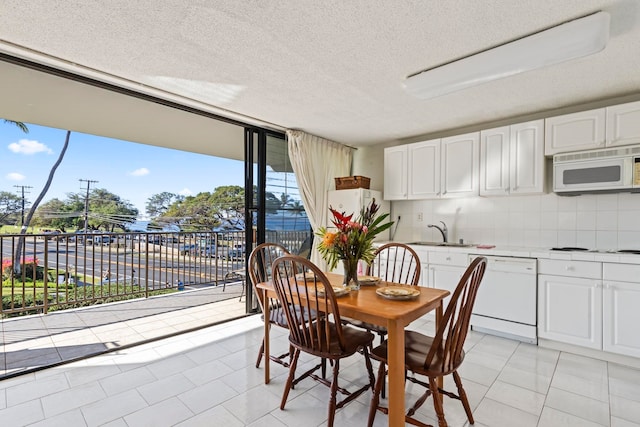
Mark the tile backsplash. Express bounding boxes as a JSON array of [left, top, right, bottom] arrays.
[[390, 193, 640, 250]]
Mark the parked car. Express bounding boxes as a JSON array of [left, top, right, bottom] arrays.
[[199, 244, 217, 257], [225, 244, 245, 260]]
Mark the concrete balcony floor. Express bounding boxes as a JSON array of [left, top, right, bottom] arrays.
[[1, 283, 246, 380], [1, 287, 640, 426]]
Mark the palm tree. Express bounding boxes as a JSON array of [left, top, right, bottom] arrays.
[[2, 119, 72, 274], [3, 119, 29, 133], [290, 200, 305, 230]]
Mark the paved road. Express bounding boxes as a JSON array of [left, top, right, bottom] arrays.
[[1, 238, 244, 289]]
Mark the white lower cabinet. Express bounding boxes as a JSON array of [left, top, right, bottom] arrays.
[[603, 263, 640, 358], [424, 251, 469, 308], [538, 273, 602, 349], [539, 259, 640, 358]]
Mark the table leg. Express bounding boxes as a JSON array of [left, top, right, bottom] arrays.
[[386, 319, 405, 427], [263, 289, 271, 384]]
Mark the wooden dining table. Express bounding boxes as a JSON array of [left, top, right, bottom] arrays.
[[256, 272, 450, 427]]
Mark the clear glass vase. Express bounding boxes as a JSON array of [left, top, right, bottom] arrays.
[[342, 257, 360, 290]]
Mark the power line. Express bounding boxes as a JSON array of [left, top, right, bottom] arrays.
[[13, 185, 33, 226], [79, 179, 98, 234]]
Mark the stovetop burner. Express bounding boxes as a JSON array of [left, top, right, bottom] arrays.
[[550, 247, 590, 252], [549, 247, 640, 255]]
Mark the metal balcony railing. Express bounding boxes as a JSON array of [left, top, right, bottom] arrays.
[[0, 229, 311, 318]]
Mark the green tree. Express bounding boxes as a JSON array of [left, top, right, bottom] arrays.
[[279, 193, 293, 209], [74, 188, 138, 231], [146, 192, 184, 217], [30, 198, 80, 231], [161, 185, 245, 230], [0, 191, 22, 225]]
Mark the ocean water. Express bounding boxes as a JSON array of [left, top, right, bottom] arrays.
[[130, 211, 310, 232]]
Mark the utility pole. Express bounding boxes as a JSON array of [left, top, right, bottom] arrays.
[[79, 179, 98, 234], [14, 185, 33, 227]]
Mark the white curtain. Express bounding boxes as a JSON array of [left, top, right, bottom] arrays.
[[287, 129, 353, 270]]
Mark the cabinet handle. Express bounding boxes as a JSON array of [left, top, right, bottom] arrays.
[[605, 283, 612, 289], [565, 266, 574, 271], [446, 256, 451, 261]]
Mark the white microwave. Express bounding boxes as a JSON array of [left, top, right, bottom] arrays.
[[553, 145, 640, 194]]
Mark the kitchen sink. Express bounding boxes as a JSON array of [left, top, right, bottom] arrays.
[[407, 241, 475, 248]]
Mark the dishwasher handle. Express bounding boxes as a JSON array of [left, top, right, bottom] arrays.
[[474, 255, 537, 274]]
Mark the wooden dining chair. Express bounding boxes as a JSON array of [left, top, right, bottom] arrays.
[[367, 242, 421, 287], [367, 256, 487, 427], [346, 242, 421, 341], [344, 242, 421, 398], [271, 254, 376, 427], [248, 242, 291, 368]]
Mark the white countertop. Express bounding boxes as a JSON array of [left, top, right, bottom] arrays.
[[376, 241, 640, 265]]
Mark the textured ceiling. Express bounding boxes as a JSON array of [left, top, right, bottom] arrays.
[[1, 0, 640, 148]]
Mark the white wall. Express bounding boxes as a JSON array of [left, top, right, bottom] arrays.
[[390, 193, 640, 250]]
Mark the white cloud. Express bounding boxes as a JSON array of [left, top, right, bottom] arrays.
[[178, 188, 192, 196], [8, 139, 53, 155], [7, 172, 25, 181], [130, 167, 150, 176]]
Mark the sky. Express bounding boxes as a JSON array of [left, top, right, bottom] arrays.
[[0, 121, 245, 219]]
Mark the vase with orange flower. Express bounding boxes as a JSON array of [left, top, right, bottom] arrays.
[[316, 199, 393, 290]]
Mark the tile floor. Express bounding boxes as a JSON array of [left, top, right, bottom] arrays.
[[1, 284, 246, 379], [1, 312, 640, 426]]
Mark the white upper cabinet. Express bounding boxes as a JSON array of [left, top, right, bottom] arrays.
[[384, 133, 479, 201], [480, 126, 510, 196], [606, 100, 640, 147], [383, 145, 408, 200], [545, 100, 640, 155], [510, 120, 545, 195], [440, 132, 480, 198], [544, 108, 606, 155], [480, 121, 544, 196], [408, 139, 440, 199]]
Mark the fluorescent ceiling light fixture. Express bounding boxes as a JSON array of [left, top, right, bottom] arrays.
[[404, 11, 610, 100]]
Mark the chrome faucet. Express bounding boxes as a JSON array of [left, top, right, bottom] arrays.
[[428, 221, 448, 243]]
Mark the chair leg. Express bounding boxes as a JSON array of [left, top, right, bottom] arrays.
[[327, 359, 340, 427], [280, 349, 300, 410], [428, 376, 447, 427], [367, 361, 386, 427], [453, 371, 474, 424], [255, 338, 265, 368], [239, 280, 245, 301]]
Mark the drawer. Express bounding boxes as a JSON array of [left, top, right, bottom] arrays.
[[538, 259, 602, 279], [603, 263, 640, 282], [428, 251, 469, 267]]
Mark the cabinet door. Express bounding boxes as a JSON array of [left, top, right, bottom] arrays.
[[510, 120, 545, 195], [606, 101, 640, 147], [480, 126, 510, 196], [603, 280, 640, 357], [544, 108, 606, 155], [383, 146, 407, 200], [440, 132, 479, 198], [429, 264, 466, 309], [538, 274, 602, 349], [408, 139, 440, 199]]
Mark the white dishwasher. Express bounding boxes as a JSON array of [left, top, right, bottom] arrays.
[[470, 255, 537, 344]]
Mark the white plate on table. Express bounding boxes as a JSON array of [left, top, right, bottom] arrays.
[[376, 286, 420, 300], [358, 275, 381, 285], [317, 286, 350, 297]]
